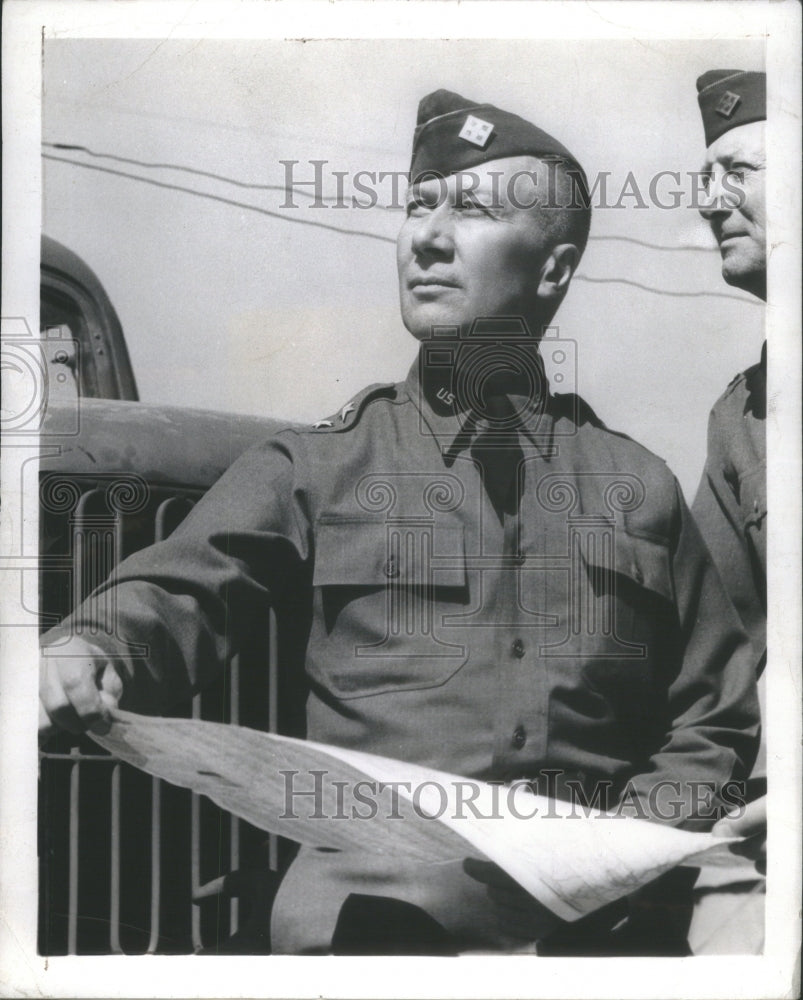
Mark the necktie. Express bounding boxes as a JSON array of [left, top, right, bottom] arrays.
[[469, 393, 524, 517]]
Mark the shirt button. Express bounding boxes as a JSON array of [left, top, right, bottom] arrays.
[[512, 726, 527, 749], [511, 638, 526, 659], [753, 499, 759, 512], [383, 557, 399, 578]]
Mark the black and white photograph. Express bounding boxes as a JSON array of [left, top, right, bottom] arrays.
[[1, 2, 800, 997]]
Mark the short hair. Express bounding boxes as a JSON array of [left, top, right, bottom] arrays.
[[543, 156, 592, 259]]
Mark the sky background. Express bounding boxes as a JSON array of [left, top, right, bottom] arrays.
[[42, 36, 765, 499]]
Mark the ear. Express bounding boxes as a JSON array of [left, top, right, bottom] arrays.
[[536, 244, 580, 302]]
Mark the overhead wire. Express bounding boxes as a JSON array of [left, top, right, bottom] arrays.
[[43, 153, 396, 246], [573, 275, 760, 302], [43, 148, 760, 305], [42, 142, 721, 244]]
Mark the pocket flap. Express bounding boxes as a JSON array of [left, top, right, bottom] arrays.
[[314, 519, 466, 587], [580, 527, 673, 603]]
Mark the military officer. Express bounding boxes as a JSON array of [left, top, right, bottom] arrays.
[[687, 70, 768, 955], [39, 89, 760, 955]]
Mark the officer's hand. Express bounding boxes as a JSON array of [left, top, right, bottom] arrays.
[[463, 857, 562, 941], [711, 795, 767, 875], [39, 639, 123, 743]]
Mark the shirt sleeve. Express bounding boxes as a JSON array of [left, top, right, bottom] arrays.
[[624, 480, 760, 831], [41, 431, 313, 715]]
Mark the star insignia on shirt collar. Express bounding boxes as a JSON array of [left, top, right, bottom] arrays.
[[340, 402, 355, 422], [313, 419, 334, 429]]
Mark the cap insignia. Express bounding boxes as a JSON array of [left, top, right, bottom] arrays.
[[458, 115, 494, 148], [715, 91, 741, 119]]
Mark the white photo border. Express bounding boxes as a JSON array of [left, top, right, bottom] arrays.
[[1, 2, 800, 998]]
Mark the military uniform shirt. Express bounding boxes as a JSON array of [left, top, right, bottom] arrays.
[[692, 343, 766, 671], [691, 344, 766, 895], [47, 355, 760, 953]]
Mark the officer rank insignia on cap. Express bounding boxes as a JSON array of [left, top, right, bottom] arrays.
[[458, 115, 494, 148], [715, 90, 741, 119]]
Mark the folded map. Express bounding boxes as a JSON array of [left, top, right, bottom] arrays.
[[93, 710, 738, 922]]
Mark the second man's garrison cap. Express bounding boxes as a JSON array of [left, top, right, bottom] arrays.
[[696, 70, 766, 146], [409, 88, 587, 183]]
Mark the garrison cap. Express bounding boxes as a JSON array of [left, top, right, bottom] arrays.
[[696, 70, 766, 146], [409, 88, 587, 183]]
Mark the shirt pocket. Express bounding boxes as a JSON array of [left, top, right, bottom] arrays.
[[310, 517, 469, 699], [575, 527, 674, 722]]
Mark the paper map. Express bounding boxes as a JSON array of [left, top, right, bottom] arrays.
[[93, 710, 739, 922]]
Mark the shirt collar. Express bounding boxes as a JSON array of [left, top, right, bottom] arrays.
[[403, 346, 558, 462]]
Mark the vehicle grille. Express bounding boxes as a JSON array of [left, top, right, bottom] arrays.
[[38, 472, 285, 954]]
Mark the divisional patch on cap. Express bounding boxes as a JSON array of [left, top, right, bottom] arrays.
[[458, 114, 494, 148], [409, 88, 587, 185], [696, 70, 766, 146]]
